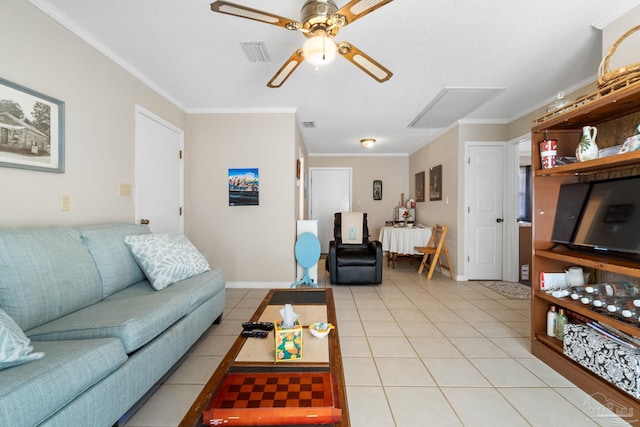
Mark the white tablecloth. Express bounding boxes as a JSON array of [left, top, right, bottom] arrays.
[[378, 226, 433, 255]]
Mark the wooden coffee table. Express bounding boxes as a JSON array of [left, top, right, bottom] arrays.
[[179, 288, 349, 427]]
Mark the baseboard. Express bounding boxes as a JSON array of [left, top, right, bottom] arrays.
[[225, 282, 293, 289]]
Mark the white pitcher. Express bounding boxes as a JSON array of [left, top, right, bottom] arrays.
[[576, 126, 598, 161], [565, 267, 585, 287]]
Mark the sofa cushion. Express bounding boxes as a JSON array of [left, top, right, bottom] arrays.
[[110, 268, 225, 313], [0, 308, 44, 370], [164, 267, 226, 311], [336, 247, 378, 266], [0, 338, 126, 427], [78, 223, 150, 298], [124, 233, 210, 290], [26, 290, 191, 353], [0, 227, 103, 331]]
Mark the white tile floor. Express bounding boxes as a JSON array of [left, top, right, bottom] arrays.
[[124, 260, 633, 427]]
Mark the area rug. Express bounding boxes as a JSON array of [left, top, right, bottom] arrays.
[[475, 281, 531, 299]]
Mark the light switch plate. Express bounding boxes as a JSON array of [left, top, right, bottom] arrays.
[[119, 183, 132, 197], [60, 194, 71, 211]]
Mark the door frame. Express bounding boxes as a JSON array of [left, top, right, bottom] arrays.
[[309, 167, 352, 253], [463, 141, 518, 282], [134, 105, 185, 233], [504, 137, 521, 282]]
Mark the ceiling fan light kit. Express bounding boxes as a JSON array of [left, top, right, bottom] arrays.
[[360, 138, 376, 149], [302, 32, 337, 66], [210, 0, 394, 87]]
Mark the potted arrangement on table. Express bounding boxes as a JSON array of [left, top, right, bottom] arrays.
[[402, 210, 412, 227]]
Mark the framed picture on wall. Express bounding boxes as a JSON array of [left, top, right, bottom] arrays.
[[373, 180, 382, 200], [415, 171, 425, 202], [229, 168, 259, 206], [0, 77, 65, 173], [430, 165, 442, 201]]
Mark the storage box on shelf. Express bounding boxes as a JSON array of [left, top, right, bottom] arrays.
[[531, 81, 640, 423], [564, 324, 640, 399]]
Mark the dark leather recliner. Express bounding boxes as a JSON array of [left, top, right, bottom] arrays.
[[326, 212, 382, 285]]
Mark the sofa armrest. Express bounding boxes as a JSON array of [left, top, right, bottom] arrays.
[[327, 240, 337, 277], [369, 240, 383, 283]]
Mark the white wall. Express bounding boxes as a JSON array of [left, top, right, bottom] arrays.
[[409, 127, 460, 275], [307, 155, 410, 240], [409, 123, 510, 279], [5, 0, 638, 285], [0, 0, 185, 227], [2, 1, 302, 285], [185, 113, 299, 284], [602, 5, 640, 67]]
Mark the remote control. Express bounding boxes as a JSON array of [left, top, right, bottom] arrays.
[[241, 330, 269, 338], [242, 321, 274, 331]]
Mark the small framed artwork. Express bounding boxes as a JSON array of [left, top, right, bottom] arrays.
[[0, 77, 65, 173], [373, 180, 382, 200], [430, 165, 442, 201], [228, 168, 259, 206], [415, 171, 425, 202]]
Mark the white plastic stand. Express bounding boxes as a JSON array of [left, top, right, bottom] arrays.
[[296, 220, 318, 283]]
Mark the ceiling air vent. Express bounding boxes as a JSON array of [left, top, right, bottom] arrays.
[[240, 41, 271, 62], [302, 121, 316, 128], [408, 87, 505, 129]]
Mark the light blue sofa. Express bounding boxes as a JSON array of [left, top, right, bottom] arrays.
[[0, 223, 225, 427]]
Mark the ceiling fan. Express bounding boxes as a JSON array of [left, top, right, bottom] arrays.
[[210, 0, 394, 88]]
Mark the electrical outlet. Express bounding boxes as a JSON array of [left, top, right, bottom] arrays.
[[60, 194, 71, 211]]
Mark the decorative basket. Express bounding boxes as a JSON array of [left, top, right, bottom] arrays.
[[598, 25, 640, 92]]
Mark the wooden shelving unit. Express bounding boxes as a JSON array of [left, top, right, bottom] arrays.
[[535, 150, 640, 177], [531, 81, 640, 425]]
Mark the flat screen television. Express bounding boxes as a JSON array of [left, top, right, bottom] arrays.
[[551, 183, 591, 245], [572, 176, 640, 255]]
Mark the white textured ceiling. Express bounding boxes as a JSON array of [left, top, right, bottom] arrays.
[[31, 0, 640, 154]]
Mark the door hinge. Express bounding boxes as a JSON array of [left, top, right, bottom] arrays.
[[179, 150, 183, 159], [467, 256, 470, 262], [467, 206, 470, 213], [179, 207, 183, 216], [468, 157, 470, 164]]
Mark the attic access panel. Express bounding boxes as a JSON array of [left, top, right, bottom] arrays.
[[409, 87, 505, 129]]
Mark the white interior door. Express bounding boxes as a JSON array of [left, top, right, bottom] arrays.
[[466, 143, 505, 280], [135, 106, 184, 233], [310, 168, 351, 253]]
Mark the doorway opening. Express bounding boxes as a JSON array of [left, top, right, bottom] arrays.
[[309, 168, 352, 254]]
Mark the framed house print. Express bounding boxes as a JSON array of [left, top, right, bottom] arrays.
[[0, 77, 65, 173], [415, 172, 425, 202], [430, 165, 442, 201]]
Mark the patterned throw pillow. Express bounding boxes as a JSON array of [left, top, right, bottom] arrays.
[[0, 308, 45, 370], [123, 233, 211, 290]]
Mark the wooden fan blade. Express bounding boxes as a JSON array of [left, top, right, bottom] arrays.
[[211, 1, 302, 30], [337, 42, 392, 82], [334, 0, 394, 27], [267, 49, 304, 88]]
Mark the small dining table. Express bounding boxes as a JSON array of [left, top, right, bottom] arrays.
[[378, 225, 433, 268]]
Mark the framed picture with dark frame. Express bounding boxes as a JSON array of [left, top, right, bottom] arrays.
[[0, 77, 65, 173], [430, 165, 442, 201], [415, 171, 425, 202], [373, 179, 382, 200]]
